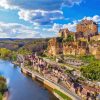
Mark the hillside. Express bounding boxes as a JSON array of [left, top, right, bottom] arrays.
[[0, 38, 50, 53]]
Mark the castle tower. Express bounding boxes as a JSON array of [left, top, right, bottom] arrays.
[[77, 19, 98, 36], [58, 28, 70, 38]]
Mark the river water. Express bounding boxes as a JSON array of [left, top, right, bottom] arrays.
[[0, 60, 58, 100]]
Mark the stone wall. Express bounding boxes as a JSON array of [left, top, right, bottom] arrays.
[[90, 45, 100, 59], [95, 47, 100, 59], [63, 43, 86, 56], [77, 19, 98, 36], [58, 28, 70, 38], [90, 34, 100, 41], [48, 38, 63, 56], [47, 19, 99, 57], [63, 42, 77, 55]]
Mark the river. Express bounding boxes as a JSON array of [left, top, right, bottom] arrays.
[[0, 60, 58, 100]]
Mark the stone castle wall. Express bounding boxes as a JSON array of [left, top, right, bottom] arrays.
[[48, 38, 63, 56], [47, 19, 100, 58], [77, 19, 98, 35]]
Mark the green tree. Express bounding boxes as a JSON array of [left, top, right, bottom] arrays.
[[80, 55, 96, 63], [11, 51, 17, 61], [0, 48, 11, 58], [0, 76, 7, 94], [63, 34, 74, 42], [81, 61, 100, 81]]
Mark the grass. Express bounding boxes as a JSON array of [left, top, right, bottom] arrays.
[[54, 89, 72, 100]]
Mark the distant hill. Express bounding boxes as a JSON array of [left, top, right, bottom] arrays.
[[0, 38, 50, 53]]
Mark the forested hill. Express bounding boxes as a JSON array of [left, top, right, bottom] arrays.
[[0, 38, 50, 53]]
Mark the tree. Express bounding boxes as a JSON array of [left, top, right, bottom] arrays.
[[0, 76, 7, 94], [81, 61, 100, 81], [0, 48, 11, 58], [80, 55, 96, 63], [11, 51, 17, 61], [63, 34, 74, 42]]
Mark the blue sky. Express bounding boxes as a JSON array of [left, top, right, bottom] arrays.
[[0, 0, 100, 38]]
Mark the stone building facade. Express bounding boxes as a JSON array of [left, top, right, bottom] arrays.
[[77, 19, 98, 36], [48, 38, 63, 56], [58, 28, 70, 38], [47, 19, 100, 59]]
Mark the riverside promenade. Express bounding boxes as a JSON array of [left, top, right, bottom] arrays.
[[21, 66, 81, 100]]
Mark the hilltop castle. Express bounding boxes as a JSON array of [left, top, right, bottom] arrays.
[[48, 19, 100, 59]]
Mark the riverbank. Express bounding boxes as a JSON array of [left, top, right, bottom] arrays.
[[0, 75, 8, 100], [1, 58, 71, 100], [13, 61, 61, 100], [9, 54, 100, 100], [3, 92, 9, 100], [20, 66, 80, 100], [0, 60, 58, 100]]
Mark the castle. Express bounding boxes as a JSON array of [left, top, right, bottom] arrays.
[[48, 19, 100, 59]]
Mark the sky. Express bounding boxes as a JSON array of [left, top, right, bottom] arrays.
[[0, 0, 100, 38]]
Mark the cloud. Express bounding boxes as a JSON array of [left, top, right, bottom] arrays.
[[0, 0, 82, 25], [0, 15, 100, 38], [49, 23, 62, 33], [63, 0, 82, 7], [0, 0, 82, 10], [18, 10, 64, 25], [63, 23, 77, 32], [46, 15, 100, 34], [63, 15, 100, 32], [47, 21, 77, 34], [83, 15, 100, 23], [0, 22, 41, 38]]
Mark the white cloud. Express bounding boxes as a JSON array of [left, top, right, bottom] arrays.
[[62, 23, 77, 32], [0, 0, 82, 25], [0, 0, 82, 10], [63, 15, 100, 32], [18, 9, 64, 25], [0, 22, 41, 38], [0, 15, 100, 38], [52, 23, 62, 32], [47, 21, 77, 34], [49, 15, 100, 35], [83, 15, 100, 23]]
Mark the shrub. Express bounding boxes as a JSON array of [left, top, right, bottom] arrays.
[[81, 61, 100, 81]]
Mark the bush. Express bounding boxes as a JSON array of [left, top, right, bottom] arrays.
[[81, 61, 100, 81], [0, 48, 11, 59], [79, 55, 96, 63], [0, 76, 7, 94]]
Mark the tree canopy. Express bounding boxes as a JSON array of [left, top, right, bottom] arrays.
[[0, 48, 11, 58], [63, 34, 74, 42], [81, 61, 100, 81]]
